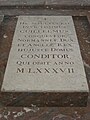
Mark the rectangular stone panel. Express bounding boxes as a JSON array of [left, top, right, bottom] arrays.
[[1, 16, 89, 95]]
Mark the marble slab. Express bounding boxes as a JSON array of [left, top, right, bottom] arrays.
[[1, 16, 89, 93]]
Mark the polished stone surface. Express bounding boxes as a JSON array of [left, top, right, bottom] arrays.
[[1, 16, 89, 93]]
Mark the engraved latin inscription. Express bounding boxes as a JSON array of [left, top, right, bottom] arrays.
[[1, 16, 89, 92]]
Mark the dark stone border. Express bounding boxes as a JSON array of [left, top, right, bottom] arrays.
[[0, 0, 90, 10]]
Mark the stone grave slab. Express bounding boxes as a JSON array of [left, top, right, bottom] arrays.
[[1, 16, 89, 106]]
